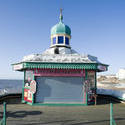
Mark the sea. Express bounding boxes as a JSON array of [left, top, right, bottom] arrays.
[[0, 79, 22, 97]]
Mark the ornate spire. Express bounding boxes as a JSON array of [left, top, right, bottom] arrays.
[[59, 8, 63, 22]]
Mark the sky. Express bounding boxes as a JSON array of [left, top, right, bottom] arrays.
[[0, 0, 125, 79]]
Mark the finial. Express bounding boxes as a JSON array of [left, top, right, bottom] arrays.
[[59, 8, 63, 22]]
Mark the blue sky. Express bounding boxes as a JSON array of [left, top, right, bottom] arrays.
[[0, 0, 125, 79]]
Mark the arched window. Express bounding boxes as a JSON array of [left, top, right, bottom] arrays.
[[53, 37, 56, 44], [58, 36, 64, 44], [65, 37, 69, 45]]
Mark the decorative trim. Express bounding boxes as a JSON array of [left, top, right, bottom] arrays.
[[12, 62, 108, 72], [34, 68, 85, 77], [24, 62, 97, 70]]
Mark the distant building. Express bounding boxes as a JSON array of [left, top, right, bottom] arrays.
[[116, 69, 125, 80], [12, 10, 108, 106]]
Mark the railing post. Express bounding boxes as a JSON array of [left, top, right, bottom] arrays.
[[110, 103, 117, 125], [110, 103, 113, 125], [3, 102, 6, 125]]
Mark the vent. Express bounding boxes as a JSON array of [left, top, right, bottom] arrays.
[[54, 47, 59, 54]]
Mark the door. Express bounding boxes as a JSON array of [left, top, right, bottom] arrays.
[[35, 76, 84, 103]]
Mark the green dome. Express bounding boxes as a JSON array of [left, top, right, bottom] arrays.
[[51, 21, 71, 36]]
